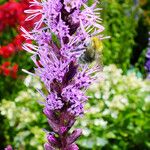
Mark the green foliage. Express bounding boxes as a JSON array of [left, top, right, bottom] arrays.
[[0, 0, 6, 5], [135, 47, 148, 77], [75, 64, 150, 149], [139, 0, 150, 27], [51, 32, 61, 48], [0, 76, 46, 150], [101, 0, 139, 72], [132, 0, 150, 74], [0, 50, 33, 100]]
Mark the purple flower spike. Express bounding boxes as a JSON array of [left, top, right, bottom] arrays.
[[47, 134, 60, 147], [59, 126, 68, 134], [44, 143, 55, 150], [22, 0, 105, 149], [66, 143, 79, 150], [67, 129, 82, 145]]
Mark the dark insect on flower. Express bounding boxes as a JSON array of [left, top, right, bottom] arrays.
[[79, 37, 103, 63]]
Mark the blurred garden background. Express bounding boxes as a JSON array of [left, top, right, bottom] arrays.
[[0, 0, 150, 149]]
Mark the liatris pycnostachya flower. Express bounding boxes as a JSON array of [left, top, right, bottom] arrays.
[[145, 32, 150, 79], [22, 0, 105, 149]]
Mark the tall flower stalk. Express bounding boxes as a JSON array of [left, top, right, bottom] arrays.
[[22, 0, 104, 149]]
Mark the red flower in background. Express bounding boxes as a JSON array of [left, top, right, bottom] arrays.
[[0, 44, 15, 58], [0, 62, 18, 78], [11, 64, 18, 79], [3, 68, 11, 76], [0, 0, 38, 32], [0, 0, 40, 78]]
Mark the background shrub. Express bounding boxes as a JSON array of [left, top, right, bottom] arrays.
[[76, 65, 150, 149], [0, 75, 46, 150], [101, 0, 139, 72]]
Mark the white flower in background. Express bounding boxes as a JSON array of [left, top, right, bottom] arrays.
[[0, 75, 44, 149], [94, 119, 107, 128], [109, 95, 128, 111], [24, 75, 42, 89]]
